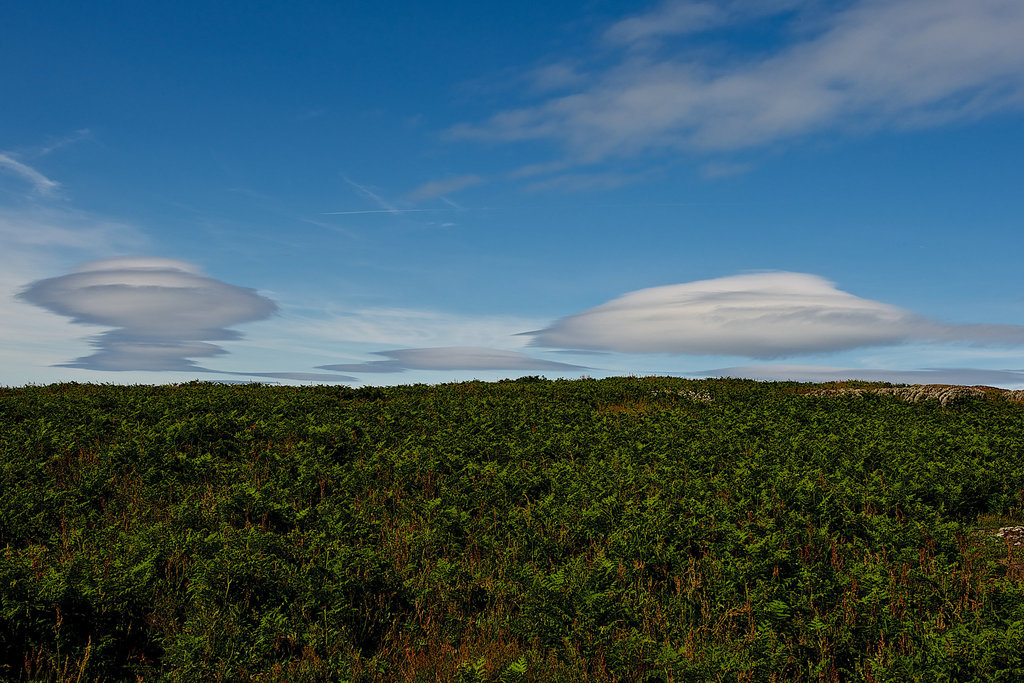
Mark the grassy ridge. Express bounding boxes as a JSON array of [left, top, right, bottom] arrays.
[[1, 377, 1023, 681]]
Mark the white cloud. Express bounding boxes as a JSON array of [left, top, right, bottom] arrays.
[[693, 365, 1024, 388], [0, 153, 60, 195], [451, 0, 1024, 161], [18, 257, 278, 371], [0, 206, 150, 377], [319, 346, 586, 374], [0, 173, 339, 383], [407, 174, 483, 201], [531, 272, 1024, 358]]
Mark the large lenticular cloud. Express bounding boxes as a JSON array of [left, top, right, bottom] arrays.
[[18, 257, 278, 371], [531, 272, 1024, 358]]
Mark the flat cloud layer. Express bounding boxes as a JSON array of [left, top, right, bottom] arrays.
[[320, 347, 587, 374], [220, 371, 357, 382], [18, 257, 278, 370], [531, 272, 1024, 358], [451, 0, 1024, 160], [292, 308, 548, 351]]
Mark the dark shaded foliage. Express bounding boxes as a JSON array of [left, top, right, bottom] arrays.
[[1, 378, 1023, 681]]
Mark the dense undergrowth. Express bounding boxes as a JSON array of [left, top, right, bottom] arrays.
[[1, 377, 1023, 681]]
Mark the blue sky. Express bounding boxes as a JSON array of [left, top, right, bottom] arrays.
[[3, 0, 1024, 387]]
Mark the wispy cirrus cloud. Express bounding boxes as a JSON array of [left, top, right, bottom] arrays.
[[0, 205, 144, 254], [524, 171, 649, 193], [0, 153, 60, 195], [406, 174, 483, 201], [531, 272, 1024, 358], [602, 0, 806, 47], [328, 176, 467, 219], [601, 0, 725, 46], [527, 63, 588, 94], [699, 161, 754, 179], [342, 176, 399, 212], [320, 346, 587, 374], [37, 128, 93, 156], [450, 0, 1024, 163]]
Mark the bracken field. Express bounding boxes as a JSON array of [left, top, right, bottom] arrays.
[[1, 377, 1023, 681]]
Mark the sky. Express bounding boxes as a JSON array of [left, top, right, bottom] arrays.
[[2, 0, 1024, 388]]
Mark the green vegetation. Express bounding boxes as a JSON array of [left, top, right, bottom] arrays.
[[2, 377, 1023, 681]]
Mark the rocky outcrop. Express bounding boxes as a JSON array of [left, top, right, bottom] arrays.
[[874, 385, 988, 406], [997, 526, 1024, 546], [651, 389, 714, 401]]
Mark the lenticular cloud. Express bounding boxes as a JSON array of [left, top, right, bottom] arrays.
[[19, 257, 277, 370], [531, 272, 1024, 358]]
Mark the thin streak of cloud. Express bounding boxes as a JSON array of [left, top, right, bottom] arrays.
[[700, 161, 754, 178], [0, 153, 60, 195], [439, 196, 465, 211], [322, 208, 441, 216], [342, 177, 399, 212], [296, 108, 327, 122], [508, 160, 574, 179], [219, 370, 356, 382], [38, 129, 93, 156], [547, 349, 612, 356]]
